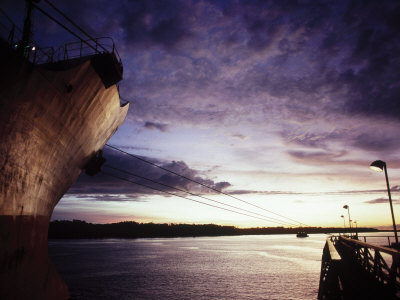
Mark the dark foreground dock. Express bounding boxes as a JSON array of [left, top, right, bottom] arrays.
[[318, 235, 400, 299]]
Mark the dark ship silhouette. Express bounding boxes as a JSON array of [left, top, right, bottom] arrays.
[[0, 1, 129, 298]]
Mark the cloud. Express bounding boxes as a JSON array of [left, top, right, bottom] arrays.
[[5, 0, 400, 127], [392, 186, 400, 192], [214, 181, 231, 191], [66, 146, 232, 197], [287, 150, 346, 165], [224, 185, 400, 197], [231, 133, 247, 140], [72, 194, 144, 202], [352, 132, 400, 152], [364, 198, 400, 204], [337, 3, 400, 121], [102, 0, 400, 142], [144, 121, 168, 132], [281, 129, 345, 150], [5, 0, 400, 198], [285, 144, 400, 169], [228, 190, 302, 196], [117, 0, 192, 50]]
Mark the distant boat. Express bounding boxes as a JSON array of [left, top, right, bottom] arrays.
[[297, 232, 309, 238]]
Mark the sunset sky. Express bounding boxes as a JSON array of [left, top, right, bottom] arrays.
[[4, 0, 400, 228]]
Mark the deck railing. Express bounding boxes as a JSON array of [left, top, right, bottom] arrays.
[[333, 235, 400, 292], [318, 238, 342, 299], [51, 37, 121, 63], [358, 235, 395, 247], [319, 235, 400, 299], [0, 8, 121, 65]]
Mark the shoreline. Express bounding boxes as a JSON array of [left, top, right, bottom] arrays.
[[48, 219, 379, 239]]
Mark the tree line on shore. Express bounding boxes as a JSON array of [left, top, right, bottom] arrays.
[[48, 219, 378, 239]]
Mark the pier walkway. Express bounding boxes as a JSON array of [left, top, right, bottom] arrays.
[[318, 235, 400, 299]]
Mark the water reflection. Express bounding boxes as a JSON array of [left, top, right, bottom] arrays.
[[49, 234, 328, 299]]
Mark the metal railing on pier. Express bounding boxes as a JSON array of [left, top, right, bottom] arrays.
[[335, 236, 400, 291], [357, 235, 397, 248], [319, 235, 400, 299]]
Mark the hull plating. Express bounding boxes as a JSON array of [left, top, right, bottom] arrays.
[[0, 46, 129, 299]]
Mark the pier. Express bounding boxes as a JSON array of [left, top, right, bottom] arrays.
[[318, 235, 400, 299]]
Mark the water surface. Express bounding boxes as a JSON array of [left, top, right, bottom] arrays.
[[49, 234, 327, 299]]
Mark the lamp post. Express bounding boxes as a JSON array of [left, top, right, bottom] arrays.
[[343, 205, 352, 236], [341, 215, 346, 234], [354, 220, 358, 239], [369, 160, 398, 245]]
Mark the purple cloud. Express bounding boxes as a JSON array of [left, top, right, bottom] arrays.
[[144, 121, 168, 132], [287, 150, 346, 163], [364, 198, 400, 204], [66, 146, 232, 198], [352, 133, 400, 152]]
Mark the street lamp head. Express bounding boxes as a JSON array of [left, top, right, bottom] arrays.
[[368, 160, 398, 244], [343, 205, 348, 209], [370, 160, 386, 172]]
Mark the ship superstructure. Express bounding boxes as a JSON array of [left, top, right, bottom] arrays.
[[0, 2, 129, 299]]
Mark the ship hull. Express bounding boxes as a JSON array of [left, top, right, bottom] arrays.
[[0, 43, 129, 299]]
